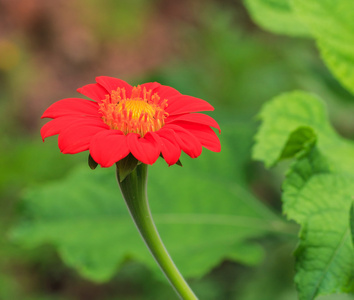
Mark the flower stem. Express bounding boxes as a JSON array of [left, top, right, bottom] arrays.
[[116, 163, 198, 300]]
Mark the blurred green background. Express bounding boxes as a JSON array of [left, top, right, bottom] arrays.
[[1, 0, 354, 299]]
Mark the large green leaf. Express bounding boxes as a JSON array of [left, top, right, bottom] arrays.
[[253, 91, 354, 174], [243, 0, 310, 37], [292, 0, 354, 96], [253, 91, 354, 299], [12, 125, 283, 282], [285, 148, 354, 299]]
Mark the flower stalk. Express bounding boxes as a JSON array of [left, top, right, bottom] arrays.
[[116, 163, 198, 300]]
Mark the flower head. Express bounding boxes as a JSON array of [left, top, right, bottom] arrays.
[[41, 76, 221, 167]]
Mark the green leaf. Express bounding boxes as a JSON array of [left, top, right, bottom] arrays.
[[253, 92, 354, 300], [243, 0, 310, 37], [12, 125, 283, 282], [253, 91, 331, 167], [292, 0, 354, 95], [284, 148, 354, 299], [279, 126, 316, 161], [253, 91, 354, 174], [253, 91, 354, 299]]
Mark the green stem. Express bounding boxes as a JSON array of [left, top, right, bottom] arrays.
[[116, 163, 198, 300]]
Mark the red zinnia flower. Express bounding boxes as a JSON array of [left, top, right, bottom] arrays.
[[41, 76, 221, 167]]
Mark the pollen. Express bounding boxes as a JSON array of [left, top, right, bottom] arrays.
[[99, 85, 168, 136]]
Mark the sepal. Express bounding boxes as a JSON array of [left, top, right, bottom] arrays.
[[88, 154, 98, 170], [116, 154, 139, 182]]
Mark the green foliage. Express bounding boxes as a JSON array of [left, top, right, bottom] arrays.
[[279, 126, 316, 161], [253, 91, 334, 168], [240, 1, 354, 297], [253, 91, 354, 174], [253, 91, 354, 299], [244, 0, 354, 96], [243, 0, 310, 36], [287, 149, 354, 299], [292, 0, 354, 96], [12, 125, 284, 282]]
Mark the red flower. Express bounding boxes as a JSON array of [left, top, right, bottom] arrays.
[[41, 76, 221, 167]]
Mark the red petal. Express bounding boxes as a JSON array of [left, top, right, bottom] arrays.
[[173, 121, 221, 152], [77, 83, 108, 102], [140, 82, 161, 92], [127, 133, 160, 165], [164, 124, 202, 158], [95, 76, 132, 96], [166, 113, 221, 133], [89, 130, 130, 167], [41, 98, 99, 119], [41, 117, 76, 141], [155, 129, 181, 165], [165, 95, 214, 115], [41, 116, 101, 141], [155, 85, 181, 99], [58, 119, 109, 154]]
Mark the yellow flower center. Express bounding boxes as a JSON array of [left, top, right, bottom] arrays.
[[99, 85, 168, 136]]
